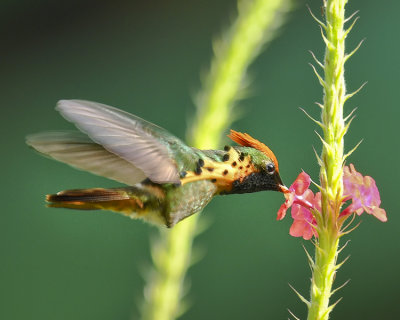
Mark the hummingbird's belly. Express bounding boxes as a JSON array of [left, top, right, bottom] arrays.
[[165, 180, 217, 227]]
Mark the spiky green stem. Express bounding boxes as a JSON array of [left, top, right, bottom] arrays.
[[307, 228, 340, 320], [191, 0, 291, 148], [307, 0, 349, 319], [141, 1, 291, 319], [142, 220, 198, 320]]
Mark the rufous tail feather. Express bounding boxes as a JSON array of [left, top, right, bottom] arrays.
[[46, 188, 145, 213], [45, 186, 168, 226]]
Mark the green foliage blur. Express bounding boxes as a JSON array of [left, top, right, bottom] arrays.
[[1, 1, 398, 319]]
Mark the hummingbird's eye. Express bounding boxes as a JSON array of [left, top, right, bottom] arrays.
[[266, 163, 275, 174]]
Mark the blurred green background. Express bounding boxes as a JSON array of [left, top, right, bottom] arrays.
[[1, 0, 399, 319]]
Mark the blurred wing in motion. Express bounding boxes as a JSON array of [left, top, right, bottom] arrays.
[[26, 131, 147, 186], [55, 100, 198, 184]]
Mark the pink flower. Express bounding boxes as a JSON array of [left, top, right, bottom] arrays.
[[277, 172, 313, 220], [277, 163, 387, 241], [277, 172, 317, 240], [342, 164, 387, 222], [289, 190, 318, 240]]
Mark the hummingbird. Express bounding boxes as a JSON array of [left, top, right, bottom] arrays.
[[26, 100, 287, 227]]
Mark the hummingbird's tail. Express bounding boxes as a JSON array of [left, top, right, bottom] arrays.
[[47, 188, 132, 210], [46, 185, 168, 225]]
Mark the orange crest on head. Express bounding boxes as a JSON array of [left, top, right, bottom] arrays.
[[228, 129, 279, 172]]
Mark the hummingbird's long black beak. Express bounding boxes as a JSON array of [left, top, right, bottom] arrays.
[[274, 174, 288, 193]]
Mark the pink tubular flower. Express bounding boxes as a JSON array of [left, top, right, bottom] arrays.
[[289, 189, 317, 240], [341, 164, 387, 222], [277, 164, 386, 240], [277, 172, 313, 220], [277, 172, 317, 240]]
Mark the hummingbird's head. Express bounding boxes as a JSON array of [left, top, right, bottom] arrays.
[[228, 130, 288, 194]]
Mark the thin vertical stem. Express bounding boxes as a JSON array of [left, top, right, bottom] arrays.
[[320, 0, 347, 217], [141, 0, 292, 319], [307, 0, 348, 319]]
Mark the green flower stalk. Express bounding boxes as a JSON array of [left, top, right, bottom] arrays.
[[141, 0, 291, 319], [278, 1, 385, 319], [308, 1, 349, 319], [191, 0, 292, 149]]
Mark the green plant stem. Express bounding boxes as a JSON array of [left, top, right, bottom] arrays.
[[191, 0, 291, 148], [307, 231, 340, 320], [142, 219, 199, 320], [307, 0, 348, 319], [141, 1, 291, 319]]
